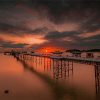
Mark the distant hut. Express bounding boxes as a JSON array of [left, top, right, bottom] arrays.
[[81, 52, 87, 58], [66, 49, 81, 57], [72, 51, 81, 57], [52, 51, 63, 57], [93, 52, 100, 58], [86, 52, 94, 58], [86, 52, 100, 58], [62, 51, 72, 57], [85, 49, 100, 58]]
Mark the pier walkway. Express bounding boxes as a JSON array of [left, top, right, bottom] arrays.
[[21, 53, 100, 65]]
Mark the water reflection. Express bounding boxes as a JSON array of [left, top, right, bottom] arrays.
[[17, 54, 100, 99], [0, 54, 100, 100], [18, 54, 73, 80], [0, 54, 54, 100], [17, 55, 87, 100]]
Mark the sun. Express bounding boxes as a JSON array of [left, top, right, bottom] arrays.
[[45, 49, 48, 53]]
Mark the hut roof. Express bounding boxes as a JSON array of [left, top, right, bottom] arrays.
[[52, 51, 63, 54], [84, 49, 100, 52], [66, 49, 81, 53]]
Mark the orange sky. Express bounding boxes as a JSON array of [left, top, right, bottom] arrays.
[[36, 46, 64, 53], [0, 34, 47, 45]]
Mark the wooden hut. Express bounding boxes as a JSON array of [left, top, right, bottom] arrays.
[[52, 51, 63, 57], [72, 51, 81, 57], [86, 52, 94, 58]]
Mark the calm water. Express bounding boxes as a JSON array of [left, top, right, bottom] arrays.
[[0, 54, 99, 100]]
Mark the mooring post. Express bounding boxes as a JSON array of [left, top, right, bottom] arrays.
[[95, 63, 100, 99], [44, 57, 45, 71], [67, 60, 70, 77], [72, 61, 73, 75]]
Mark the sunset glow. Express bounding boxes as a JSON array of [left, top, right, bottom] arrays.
[[36, 46, 64, 53], [0, 1, 100, 100], [0, 34, 47, 45], [45, 49, 48, 53], [0, 0, 99, 49], [25, 36, 47, 45]]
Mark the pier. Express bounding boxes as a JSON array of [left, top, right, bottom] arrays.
[[4, 52, 100, 96], [16, 54, 74, 80], [15, 53, 100, 66]]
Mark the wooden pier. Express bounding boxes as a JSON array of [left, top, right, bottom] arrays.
[[17, 53, 100, 66], [4, 52, 100, 95], [16, 54, 74, 80]]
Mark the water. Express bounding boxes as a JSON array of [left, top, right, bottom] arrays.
[[0, 54, 99, 100]]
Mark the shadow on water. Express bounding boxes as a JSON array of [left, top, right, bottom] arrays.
[[16, 57, 95, 100]]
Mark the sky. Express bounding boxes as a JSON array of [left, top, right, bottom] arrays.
[[0, 0, 100, 50]]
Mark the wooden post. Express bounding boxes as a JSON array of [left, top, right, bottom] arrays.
[[95, 63, 100, 98]]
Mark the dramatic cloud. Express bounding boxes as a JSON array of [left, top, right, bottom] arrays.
[[0, 34, 47, 45], [0, 0, 100, 49]]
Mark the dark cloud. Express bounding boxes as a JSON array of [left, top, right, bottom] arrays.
[[0, 39, 28, 48], [0, 22, 48, 36], [3, 43, 28, 48], [1, 0, 100, 24], [41, 30, 100, 49], [79, 14, 100, 33], [27, 0, 100, 24], [0, 22, 28, 36], [66, 34, 100, 49], [31, 27, 49, 34], [0, 0, 100, 49], [44, 31, 80, 40]]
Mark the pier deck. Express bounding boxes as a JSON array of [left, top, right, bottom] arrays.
[[20, 53, 100, 65]]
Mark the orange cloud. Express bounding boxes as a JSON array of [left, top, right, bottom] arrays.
[[78, 30, 100, 38], [0, 33, 47, 45]]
